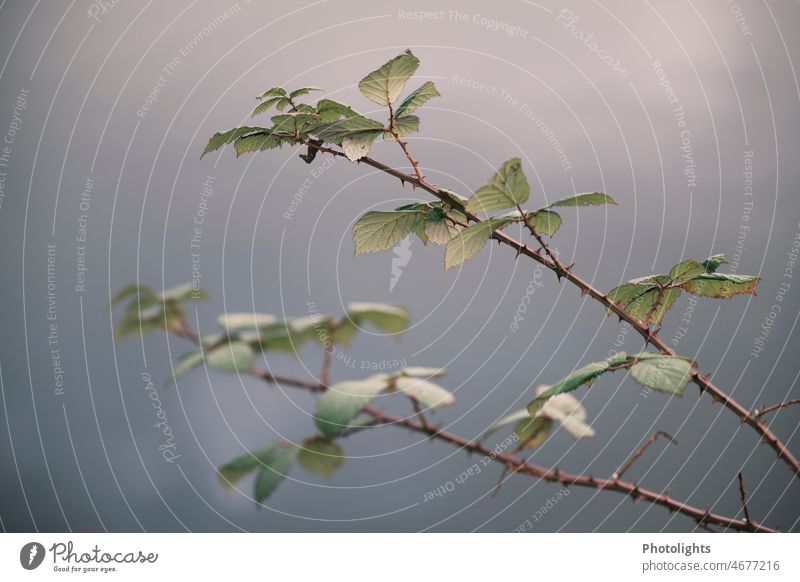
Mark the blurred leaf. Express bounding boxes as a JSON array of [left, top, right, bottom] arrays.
[[217, 313, 277, 332], [254, 446, 297, 503], [314, 375, 389, 438], [346, 302, 410, 334], [515, 416, 552, 448], [358, 49, 420, 105], [168, 349, 205, 383], [206, 341, 255, 373], [297, 438, 343, 478], [400, 367, 447, 378], [394, 376, 454, 410], [217, 442, 281, 489], [109, 284, 150, 307]]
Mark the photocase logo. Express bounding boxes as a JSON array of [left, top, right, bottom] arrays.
[[389, 236, 414, 292], [20, 542, 46, 570]]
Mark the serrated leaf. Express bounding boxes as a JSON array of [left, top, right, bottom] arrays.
[[400, 367, 447, 378], [342, 130, 382, 161], [289, 87, 321, 99], [679, 273, 759, 299], [607, 282, 655, 308], [206, 341, 255, 373], [218, 442, 281, 489], [385, 115, 419, 139], [258, 87, 286, 99], [168, 349, 205, 383], [270, 112, 317, 136], [252, 96, 283, 117], [702, 253, 728, 273], [394, 376, 454, 410], [395, 81, 440, 117], [669, 259, 706, 284], [308, 115, 385, 145], [314, 375, 389, 438], [358, 49, 420, 106], [316, 99, 358, 123], [629, 355, 692, 395], [346, 302, 410, 333], [630, 287, 682, 326], [547, 192, 617, 208], [254, 447, 297, 503], [202, 126, 267, 157], [528, 356, 622, 417], [465, 158, 529, 213], [424, 210, 465, 244], [526, 210, 562, 237], [444, 217, 513, 270], [353, 210, 422, 254], [234, 132, 281, 156], [217, 313, 277, 332], [297, 438, 343, 478]]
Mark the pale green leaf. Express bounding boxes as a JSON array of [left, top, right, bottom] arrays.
[[297, 438, 343, 478], [444, 217, 513, 270], [202, 126, 267, 157], [252, 97, 283, 117], [346, 302, 410, 333], [394, 376, 454, 410], [254, 447, 297, 503], [526, 210, 562, 237], [385, 115, 419, 139], [679, 273, 759, 299], [669, 259, 707, 284], [358, 49, 420, 105], [547, 192, 617, 208], [307, 115, 384, 144], [316, 99, 358, 123], [465, 158, 529, 213], [395, 81, 440, 117], [342, 130, 381, 161], [400, 367, 447, 378], [314, 375, 389, 438], [206, 341, 255, 373], [353, 211, 421, 255], [629, 355, 693, 395], [289, 87, 322, 99], [168, 349, 205, 383], [217, 313, 277, 332], [234, 132, 281, 156], [217, 442, 280, 489]]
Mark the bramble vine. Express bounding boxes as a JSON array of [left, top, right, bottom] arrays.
[[114, 50, 799, 532]]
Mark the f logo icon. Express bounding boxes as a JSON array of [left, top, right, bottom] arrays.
[[20, 542, 45, 570]]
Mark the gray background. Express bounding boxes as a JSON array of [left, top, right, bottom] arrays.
[[0, 0, 799, 532]]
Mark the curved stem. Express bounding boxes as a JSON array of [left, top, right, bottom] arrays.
[[297, 138, 800, 477]]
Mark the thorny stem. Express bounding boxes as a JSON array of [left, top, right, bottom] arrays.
[[737, 472, 753, 527], [754, 399, 800, 420], [613, 430, 677, 481], [297, 137, 800, 478], [168, 317, 774, 531], [388, 103, 425, 182]]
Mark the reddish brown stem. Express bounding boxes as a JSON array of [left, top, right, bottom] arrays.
[[613, 430, 677, 480], [298, 138, 800, 478], [737, 472, 753, 527], [755, 399, 800, 419]]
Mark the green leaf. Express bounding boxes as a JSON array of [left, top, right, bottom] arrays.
[[702, 253, 728, 273], [547, 192, 617, 208], [424, 210, 465, 244], [254, 447, 297, 503], [607, 282, 655, 308], [394, 376, 454, 410], [168, 349, 205, 383], [252, 96, 284, 117], [400, 367, 447, 378], [346, 302, 410, 333], [202, 126, 268, 157], [206, 341, 255, 373], [527, 355, 623, 417], [395, 81, 440, 117], [538, 388, 594, 439], [629, 287, 682, 326], [526, 210, 562, 237], [109, 284, 151, 307], [669, 259, 707, 284], [270, 112, 317, 136], [297, 438, 344, 478], [444, 217, 513, 270], [515, 416, 552, 448], [679, 273, 759, 299], [314, 375, 389, 438], [385, 115, 420, 139], [158, 282, 202, 302], [234, 132, 281, 156], [217, 442, 281, 489], [353, 211, 422, 254], [289, 87, 322, 99], [358, 49, 420, 106], [316, 99, 358, 123], [217, 313, 277, 332], [629, 355, 693, 395], [341, 129, 382, 161], [308, 115, 385, 145], [465, 158, 529, 213], [257, 87, 286, 99], [485, 409, 531, 437]]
